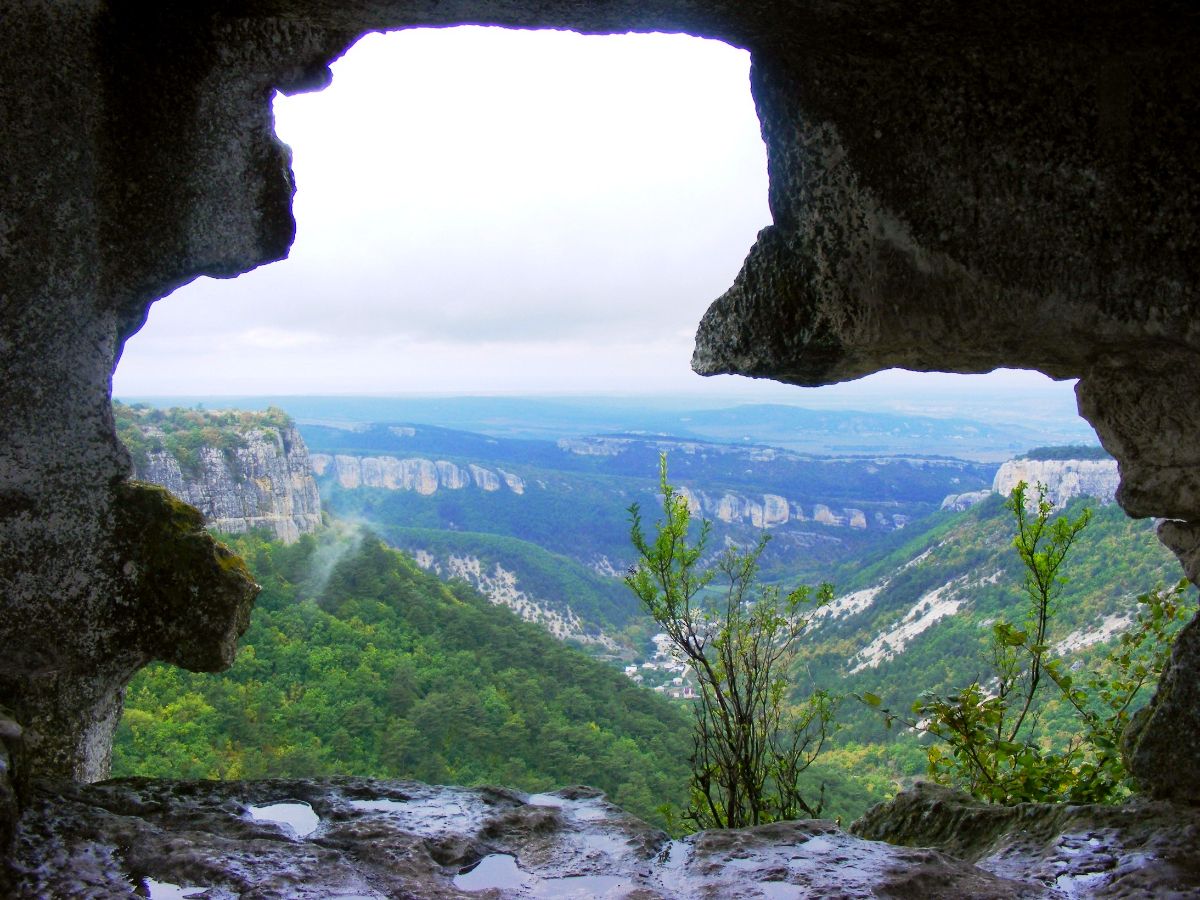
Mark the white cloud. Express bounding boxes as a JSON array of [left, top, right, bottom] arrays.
[[116, 27, 769, 396], [114, 27, 1084, 428]]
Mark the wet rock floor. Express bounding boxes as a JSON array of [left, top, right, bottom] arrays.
[[5, 778, 1198, 898]]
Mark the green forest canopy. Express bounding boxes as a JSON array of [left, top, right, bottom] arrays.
[[114, 527, 897, 829]]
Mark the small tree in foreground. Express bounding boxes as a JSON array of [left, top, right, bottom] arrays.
[[866, 481, 1195, 804], [626, 456, 836, 830]]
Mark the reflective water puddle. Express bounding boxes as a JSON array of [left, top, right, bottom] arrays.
[[454, 856, 638, 898], [248, 801, 321, 838], [454, 854, 531, 892], [143, 877, 210, 899]]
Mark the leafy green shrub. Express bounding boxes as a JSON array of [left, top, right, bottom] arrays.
[[626, 456, 837, 829], [866, 482, 1195, 804]]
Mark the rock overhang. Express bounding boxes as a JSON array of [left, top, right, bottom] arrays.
[[0, 0, 1197, 812]]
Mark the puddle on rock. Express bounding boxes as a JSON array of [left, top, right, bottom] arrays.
[[454, 854, 531, 892], [454, 857, 642, 898], [143, 878, 211, 899], [1053, 870, 1110, 897], [571, 831, 631, 858], [1057, 834, 1105, 857], [795, 835, 838, 855], [659, 840, 690, 869], [248, 801, 320, 838]]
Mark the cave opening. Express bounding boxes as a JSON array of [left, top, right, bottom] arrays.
[[105, 29, 1120, 797], [9, 6, 1200, 894]]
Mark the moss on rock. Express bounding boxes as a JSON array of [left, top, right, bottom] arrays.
[[111, 482, 259, 673]]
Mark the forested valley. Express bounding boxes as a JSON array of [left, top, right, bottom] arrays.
[[111, 402, 1191, 832]]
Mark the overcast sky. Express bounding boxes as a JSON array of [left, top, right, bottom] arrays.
[[114, 26, 1081, 419]]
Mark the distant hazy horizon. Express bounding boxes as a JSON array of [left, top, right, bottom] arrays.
[[116, 373, 1094, 435]]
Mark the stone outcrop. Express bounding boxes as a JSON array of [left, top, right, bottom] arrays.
[[312, 453, 518, 495], [134, 427, 321, 544], [942, 456, 1119, 513], [941, 490, 993, 512], [1121, 609, 1200, 806], [678, 485, 874, 530], [993, 458, 1120, 508], [498, 469, 526, 494], [0, 709, 25, 869], [9, 778, 1047, 898], [0, 482, 257, 783], [853, 782, 1200, 896]]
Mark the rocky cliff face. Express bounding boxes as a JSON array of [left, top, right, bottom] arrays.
[[993, 458, 1120, 508], [678, 486, 872, 530], [130, 420, 321, 545], [317, 453, 882, 531], [411, 550, 617, 650], [311, 453, 524, 496], [941, 456, 1119, 511]]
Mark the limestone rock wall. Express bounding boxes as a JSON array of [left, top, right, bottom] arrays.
[[678, 485, 873, 530], [992, 458, 1120, 508], [135, 427, 321, 543], [1, 0, 1199, 806], [311, 453, 521, 495]]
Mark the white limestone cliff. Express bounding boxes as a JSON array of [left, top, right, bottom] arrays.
[[310, 453, 521, 496], [993, 458, 1119, 507], [135, 426, 321, 544]]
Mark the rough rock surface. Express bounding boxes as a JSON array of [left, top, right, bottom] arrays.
[[8, 778, 1042, 899], [1121, 610, 1200, 806], [682, 8, 1200, 810], [135, 426, 321, 543], [0, 709, 26, 866], [853, 782, 1200, 898], [0, 477, 257, 782], [690, 6, 1200, 536], [992, 459, 1119, 508]]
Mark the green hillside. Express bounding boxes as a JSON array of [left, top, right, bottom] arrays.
[[308, 423, 995, 629], [113, 528, 693, 826], [113, 526, 902, 828], [799, 496, 1193, 751], [110, 402, 1186, 826], [380, 526, 645, 637]]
